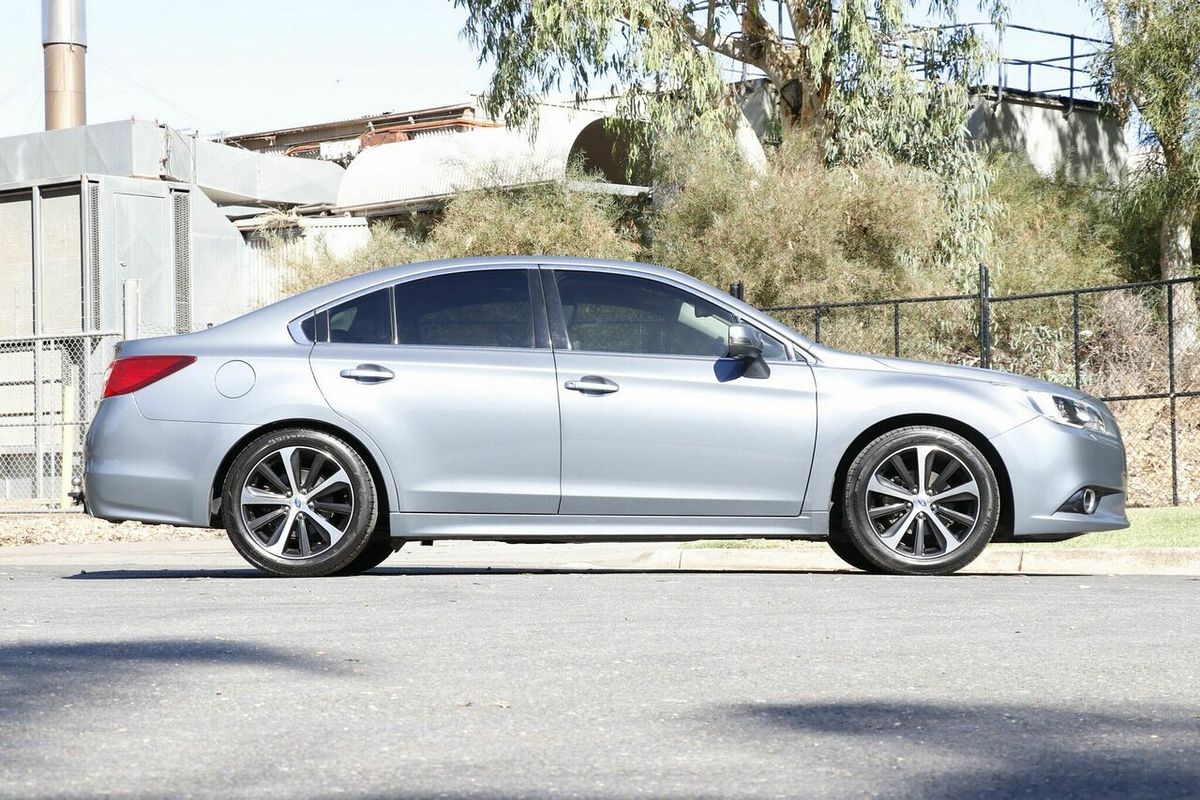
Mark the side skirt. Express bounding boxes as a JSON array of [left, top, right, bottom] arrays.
[[389, 511, 830, 543]]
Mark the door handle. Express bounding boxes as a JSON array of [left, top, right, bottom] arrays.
[[339, 364, 394, 383], [564, 375, 619, 394]]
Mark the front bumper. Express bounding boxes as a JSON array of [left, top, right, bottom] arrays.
[[989, 414, 1129, 539], [84, 395, 254, 527]]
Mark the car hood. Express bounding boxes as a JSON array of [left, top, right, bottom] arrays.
[[815, 347, 1093, 401]]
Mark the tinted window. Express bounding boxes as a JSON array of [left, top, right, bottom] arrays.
[[394, 269, 534, 348], [554, 271, 785, 359], [328, 288, 393, 344]]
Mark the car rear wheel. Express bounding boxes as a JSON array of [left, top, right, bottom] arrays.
[[841, 426, 999, 576], [222, 428, 379, 577]]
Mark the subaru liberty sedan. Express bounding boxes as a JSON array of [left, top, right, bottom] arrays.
[[82, 257, 1128, 576]]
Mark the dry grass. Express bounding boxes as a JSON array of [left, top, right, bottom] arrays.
[[0, 515, 221, 548]]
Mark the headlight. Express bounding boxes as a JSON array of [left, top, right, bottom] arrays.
[[1025, 390, 1108, 434]]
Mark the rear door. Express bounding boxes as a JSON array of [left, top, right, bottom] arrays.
[[546, 266, 817, 517], [309, 266, 560, 514]]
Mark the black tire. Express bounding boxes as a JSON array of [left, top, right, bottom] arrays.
[[335, 535, 402, 575], [222, 428, 379, 577], [825, 534, 884, 573], [841, 426, 1000, 576]]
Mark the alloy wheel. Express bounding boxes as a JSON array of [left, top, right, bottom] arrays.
[[862, 444, 981, 560], [239, 445, 355, 560]]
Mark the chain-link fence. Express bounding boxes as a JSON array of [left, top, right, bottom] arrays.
[[760, 269, 1200, 507], [0, 333, 119, 512]]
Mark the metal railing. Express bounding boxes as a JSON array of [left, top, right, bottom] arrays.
[[903, 22, 1107, 109], [757, 268, 1200, 507], [721, 15, 1109, 110]]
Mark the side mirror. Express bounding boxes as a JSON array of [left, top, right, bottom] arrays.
[[727, 324, 770, 379], [727, 324, 762, 359]]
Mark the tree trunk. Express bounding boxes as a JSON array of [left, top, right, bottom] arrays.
[[775, 77, 826, 145], [1159, 200, 1200, 353]]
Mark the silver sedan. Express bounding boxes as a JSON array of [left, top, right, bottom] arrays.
[[82, 257, 1128, 576]]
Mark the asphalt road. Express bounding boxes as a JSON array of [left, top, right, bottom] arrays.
[[2, 549, 1199, 799]]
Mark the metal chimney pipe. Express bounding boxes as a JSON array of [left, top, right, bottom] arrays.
[[42, 0, 87, 130]]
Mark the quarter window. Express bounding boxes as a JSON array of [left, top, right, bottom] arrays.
[[394, 269, 535, 349], [327, 288, 393, 345]]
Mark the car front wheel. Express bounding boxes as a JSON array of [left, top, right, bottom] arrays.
[[841, 426, 1000, 576], [222, 428, 380, 577]]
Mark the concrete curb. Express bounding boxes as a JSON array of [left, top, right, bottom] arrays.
[[0, 539, 1197, 575], [674, 546, 1200, 576]]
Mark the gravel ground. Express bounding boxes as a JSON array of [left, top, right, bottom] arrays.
[[0, 514, 223, 548]]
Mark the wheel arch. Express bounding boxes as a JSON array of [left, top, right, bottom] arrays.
[[827, 414, 1014, 541], [209, 418, 394, 528]]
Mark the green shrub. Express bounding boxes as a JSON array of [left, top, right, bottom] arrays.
[[428, 184, 640, 262], [281, 181, 639, 293], [648, 142, 949, 308], [282, 224, 425, 295], [986, 154, 1123, 295]]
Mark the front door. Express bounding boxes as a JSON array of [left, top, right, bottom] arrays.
[[310, 267, 560, 514], [547, 268, 817, 517]]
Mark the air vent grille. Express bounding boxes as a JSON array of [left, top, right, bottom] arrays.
[[172, 191, 191, 334], [87, 182, 100, 331]]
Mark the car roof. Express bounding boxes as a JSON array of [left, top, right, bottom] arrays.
[[197, 256, 815, 355]]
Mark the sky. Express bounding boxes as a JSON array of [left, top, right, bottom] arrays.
[[0, 0, 1107, 140]]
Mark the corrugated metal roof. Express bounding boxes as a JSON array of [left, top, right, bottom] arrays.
[[222, 102, 478, 145], [334, 105, 607, 213]]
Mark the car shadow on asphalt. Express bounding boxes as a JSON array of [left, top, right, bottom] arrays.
[[0, 638, 339, 721], [63, 566, 854, 580], [61, 567, 1075, 580], [721, 699, 1200, 798]]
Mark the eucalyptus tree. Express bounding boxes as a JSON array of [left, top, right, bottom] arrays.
[[456, 0, 1007, 275], [1096, 0, 1200, 349]]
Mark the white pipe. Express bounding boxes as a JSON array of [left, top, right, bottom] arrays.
[[42, 0, 87, 46]]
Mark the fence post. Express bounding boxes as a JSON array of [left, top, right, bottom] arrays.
[[978, 263, 992, 369], [58, 357, 77, 509], [729, 281, 744, 301], [1072, 292, 1081, 389], [892, 302, 901, 357], [32, 340, 43, 501], [1066, 34, 1076, 115], [814, 307, 822, 343], [1167, 282, 1179, 506]]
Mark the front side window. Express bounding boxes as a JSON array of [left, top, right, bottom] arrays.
[[327, 288, 393, 345], [394, 269, 535, 349], [553, 270, 786, 359]]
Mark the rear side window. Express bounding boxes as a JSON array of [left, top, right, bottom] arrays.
[[394, 269, 534, 348], [327, 288, 393, 344]]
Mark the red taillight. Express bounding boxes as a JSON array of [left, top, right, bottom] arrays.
[[103, 355, 197, 398]]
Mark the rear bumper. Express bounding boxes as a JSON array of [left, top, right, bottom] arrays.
[[989, 415, 1128, 539], [84, 395, 254, 527]]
